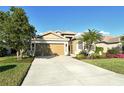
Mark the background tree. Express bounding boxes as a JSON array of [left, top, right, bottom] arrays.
[[0, 7, 36, 59], [120, 35, 124, 43], [79, 29, 103, 53], [0, 11, 11, 51]]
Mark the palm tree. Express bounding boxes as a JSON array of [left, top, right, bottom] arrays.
[[80, 29, 103, 53]]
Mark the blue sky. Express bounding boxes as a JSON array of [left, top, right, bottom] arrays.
[[0, 6, 124, 35]]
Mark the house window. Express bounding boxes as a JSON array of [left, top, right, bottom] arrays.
[[78, 41, 83, 49]]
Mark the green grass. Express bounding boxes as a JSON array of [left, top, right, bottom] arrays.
[[81, 58, 124, 74], [0, 56, 33, 86]]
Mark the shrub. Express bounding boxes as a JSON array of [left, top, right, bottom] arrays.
[[76, 54, 86, 60], [107, 54, 124, 58], [90, 53, 101, 59], [90, 53, 107, 59], [95, 47, 103, 54], [107, 48, 120, 54], [116, 54, 124, 58], [100, 53, 107, 58], [88, 47, 105, 59], [79, 50, 88, 56], [106, 54, 114, 58]]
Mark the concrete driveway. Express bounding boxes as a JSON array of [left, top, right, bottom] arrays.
[[22, 56, 124, 86]]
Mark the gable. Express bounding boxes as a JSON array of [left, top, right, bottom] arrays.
[[42, 33, 64, 39]]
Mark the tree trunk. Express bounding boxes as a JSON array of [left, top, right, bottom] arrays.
[[16, 50, 20, 60], [19, 49, 22, 60], [87, 44, 93, 59], [19, 49, 24, 60]]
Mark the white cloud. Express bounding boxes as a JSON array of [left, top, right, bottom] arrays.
[[100, 31, 110, 35], [75, 32, 82, 37], [83, 29, 89, 32]]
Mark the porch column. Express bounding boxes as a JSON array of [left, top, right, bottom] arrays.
[[64, 42, 69, 55]]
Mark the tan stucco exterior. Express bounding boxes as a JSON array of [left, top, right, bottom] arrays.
[[42, 33, 63, 39], [71, 39, 84, 55], [71, 40, 77, 54]]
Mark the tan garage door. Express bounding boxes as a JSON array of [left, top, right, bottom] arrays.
[[35, 43, 64, 56], [49, 44, 64, 55]]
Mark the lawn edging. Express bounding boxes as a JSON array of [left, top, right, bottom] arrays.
[[20, 57, 34, 86]]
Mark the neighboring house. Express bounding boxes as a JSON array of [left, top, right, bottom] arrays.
[[96, 36, 122, 53], [31, 31, 122, 56]]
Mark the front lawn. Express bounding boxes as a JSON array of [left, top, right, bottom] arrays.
[[81, 58, 124, 74], [0, 56, 33, 86]]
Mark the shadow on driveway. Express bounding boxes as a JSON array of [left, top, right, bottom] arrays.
[[35, 55, 57, 59]]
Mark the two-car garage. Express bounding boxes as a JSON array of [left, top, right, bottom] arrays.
[[31, 32, 69, 56]]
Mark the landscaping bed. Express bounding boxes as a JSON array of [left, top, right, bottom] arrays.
[[0, 56, 33, 86], [81, 58, 124, 74], [75, 49, 124, 75]]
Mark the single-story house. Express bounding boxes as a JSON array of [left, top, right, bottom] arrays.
[[96, 36, 122, 53], [31, 31, 122, 56]]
